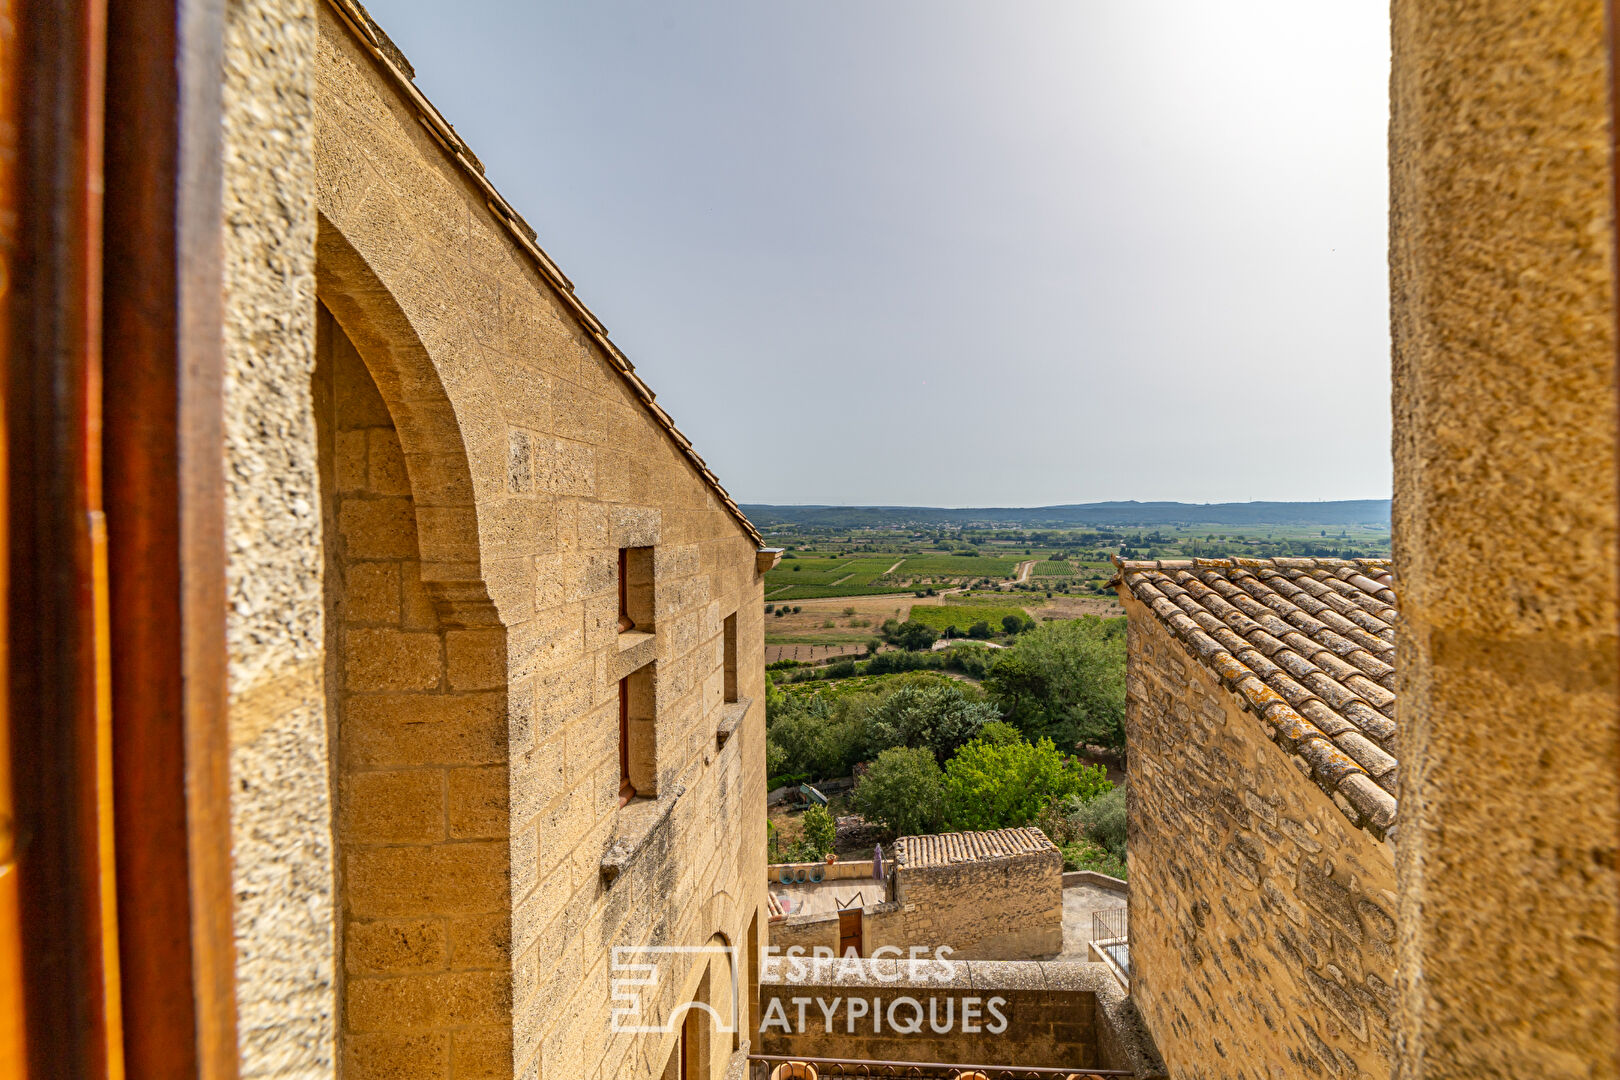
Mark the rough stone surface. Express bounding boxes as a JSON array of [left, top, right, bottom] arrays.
[[303, 8, 769, 1078], [1389, 2, 1620, 1076], [1122, 591, 1397, 1079], [885, 829, 1064, 959], [222, 0, 334, 1077], [760, 957, 1164, 1076]]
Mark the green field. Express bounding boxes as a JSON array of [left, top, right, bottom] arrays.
[[895, 555, 1019, 577], [765, 555, 903, 588], [906, 604, 1030, 632], [765, 584, 917, 601], [1030, 561, 1077, 576]]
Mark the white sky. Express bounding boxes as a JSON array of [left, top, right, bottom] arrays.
[[364, 0, 1392, 507]]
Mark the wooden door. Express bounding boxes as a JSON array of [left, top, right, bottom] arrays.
[[838, 908, 862, 958]]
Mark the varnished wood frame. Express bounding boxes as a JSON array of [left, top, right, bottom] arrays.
[[9, 1, 123, 1076], [8, 0, 236, 1076], [101, 0, 236, 1076]]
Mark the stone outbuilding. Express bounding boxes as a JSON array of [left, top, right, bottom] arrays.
[[887, 828, 1064, 960], [1113, 557, 1399, 1079]]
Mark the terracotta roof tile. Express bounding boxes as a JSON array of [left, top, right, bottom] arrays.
[[891, 827, 1058, 871], [1113, 557, 1399, 842]]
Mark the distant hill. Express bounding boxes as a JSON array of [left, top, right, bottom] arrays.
[[740, 500, 1392, 529]]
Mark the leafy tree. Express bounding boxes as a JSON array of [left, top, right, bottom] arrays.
[[852, 747, 944, 837], [865, 681, 998, 762], [942, 736, 1110, 831], [894, 620, 939, 652], [1001, 614, 1027, 636], [968, 620, 992, 639], [983, 617, 1126, 752], [866, 637, 883, 657], [801, 804, 837, 858], [975, 720, 1024, 747]]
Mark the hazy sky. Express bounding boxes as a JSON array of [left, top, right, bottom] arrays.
[[366, 1, 1391, 507]]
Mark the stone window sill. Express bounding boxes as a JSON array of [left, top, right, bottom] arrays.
[[601, 782, 685, 885], [617, 628, 654, 652], [716, 697, 751, 748]]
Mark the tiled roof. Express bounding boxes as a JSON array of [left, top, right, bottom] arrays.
[[320, 0, 764, 547], [1112, 557, 1399, 841], [891, 827, 1058, 871]]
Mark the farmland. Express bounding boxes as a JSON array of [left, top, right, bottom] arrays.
[[750, 504, 1390, 653], [905, 604, 1031, 633], [895, 555, 1019, 577]]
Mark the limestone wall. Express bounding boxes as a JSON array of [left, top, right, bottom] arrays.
[[1389, 3, 1620, 1076], [309, 6, 769, 1078], [886, 851, 1062, 960], [760, 962, 1095, 1070], [221, 0, 334, 1076], [1123, 592, 1397, 1078]]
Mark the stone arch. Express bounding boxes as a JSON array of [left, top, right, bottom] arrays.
[[314, 217, 513, 1078], [315, 213, 485, 606]]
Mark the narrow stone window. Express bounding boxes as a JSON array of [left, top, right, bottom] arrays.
[[619, 546, 654, 633], [618, 675, 634, 805], [622, 661, 657, 800], [722, 612, 738, 703]]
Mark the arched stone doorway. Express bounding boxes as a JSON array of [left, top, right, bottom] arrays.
[[314, 228, 513, 1077]]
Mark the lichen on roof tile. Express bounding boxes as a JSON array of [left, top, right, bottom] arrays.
[[1113, 556, 1400, 841]]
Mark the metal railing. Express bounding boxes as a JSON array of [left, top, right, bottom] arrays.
[[747, 1054, 1133, 1079], [1090, 908, 1129, 982]]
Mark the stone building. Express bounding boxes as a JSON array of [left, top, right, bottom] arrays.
[[1114, 558, 1399, 1078], [5, 0, 774, 1077], [8, 1, 1620, 1079], [768, 827, 1064, 962]]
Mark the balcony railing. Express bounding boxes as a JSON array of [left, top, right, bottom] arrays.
[[1090, 908, 1128, 985], [747, 1054, 1134, 1079]]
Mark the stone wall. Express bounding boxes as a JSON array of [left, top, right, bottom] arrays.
[[316, 308, 515, 1077], [758, 958, 1162, 1076], [1122, 592, 1397, 1079], [221, 0, 332, 1076], [1389, 3, 1620, 1076], [310, 6, 769, 1078], [886, 848, 1062, 960]]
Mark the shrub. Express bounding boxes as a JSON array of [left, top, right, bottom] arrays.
[[894, 620, 939, 652], [1069, 783, 1127, 861], [1002, 614, 1025, 635], [852, 747, 944, 837], [866, 637, 883, 657], [983, 617, 1127, 751], [865, 649, 944, 675], [975, 720, 1024, 747], [968, 621, 992, 639], [801, 804, 837, 859], [1059, 840, 1127, 879], [865, 681, 999, 761], [767, 698, 864, 780], [825, 658, 858, 679], [792, 606, 803, 614], [941, 737, 1111, 831], [765, 604, 775, 613], [843, 607, 857, 616]]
